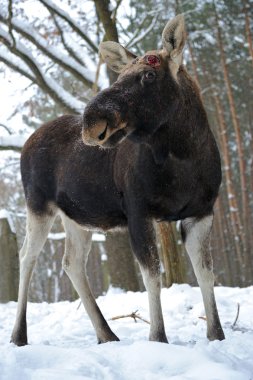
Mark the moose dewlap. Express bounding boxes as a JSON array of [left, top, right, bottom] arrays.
[[11, 15, 225, 347]]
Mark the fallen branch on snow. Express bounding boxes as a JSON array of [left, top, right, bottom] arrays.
[[198, 303, 241, 329], [232, 303, 240, 329], [109, 310, 150, 324]]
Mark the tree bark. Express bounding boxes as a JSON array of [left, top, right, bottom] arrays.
[[87, 242, 105, 297], [211, 87, 245, 262], [243, 0, 253, 67], [105, 231, 140, 291], [0, 217, 19, 302], [93, 0, 118, 42], [90, 0, 141, 291], [158, 222, 184, 287]]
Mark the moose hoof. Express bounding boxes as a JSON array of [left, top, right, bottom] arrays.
[[10, 333, 28, 347], [149, 332, 168, 343], [207, 327, 225, 341], [97, 332, 120, 344]]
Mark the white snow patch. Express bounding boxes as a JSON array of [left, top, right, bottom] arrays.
[[92, 233, 106, 242], [0, 134, 29, 149], [0, 285, 253, 379], [48, 232, 66, 241]]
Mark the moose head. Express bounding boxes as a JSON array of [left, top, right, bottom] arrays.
[[82, 15, 186, 148]]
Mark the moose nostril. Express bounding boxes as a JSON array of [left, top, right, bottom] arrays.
[[98, 124, 108, 141]]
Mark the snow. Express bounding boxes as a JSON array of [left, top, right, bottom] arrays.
[[0, 133, 29, 149], [0, 69, 33, 133], [38, 0, 98, 53], [6, 18, 97, 85], [126, 14, 159, 49], [0, 285, 253, 379], [48, 232, 66, 241], [0, 25, 85, 114], [37, 232, 106, 242], [92, 233, 106, 242]]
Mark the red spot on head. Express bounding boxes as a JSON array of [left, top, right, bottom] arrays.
[[144, 55, 161, 67]]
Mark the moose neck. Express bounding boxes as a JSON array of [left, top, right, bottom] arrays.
[[146, 71, 210, 165]]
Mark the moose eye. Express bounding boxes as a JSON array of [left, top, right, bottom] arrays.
[[143, 71, 156, 83]]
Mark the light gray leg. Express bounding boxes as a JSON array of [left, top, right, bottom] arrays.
[[11, 208, 56, 346], [61, 214, 119, 344], [128, 215, 168, 343], [181, 215, 225, 341], [141, 267, 168, 343]]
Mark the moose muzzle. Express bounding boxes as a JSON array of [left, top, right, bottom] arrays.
[[82, 113, 127, 147]]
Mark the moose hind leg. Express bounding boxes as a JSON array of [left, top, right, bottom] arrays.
[[11, 208, 56, 346], [181, 215, 225, 341], [61, 214, 119, 344]]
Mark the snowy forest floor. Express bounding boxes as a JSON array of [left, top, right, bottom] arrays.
[[0, 284, 253, 380]]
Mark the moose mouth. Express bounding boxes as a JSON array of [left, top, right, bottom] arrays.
[[102, 127, 128, 148]]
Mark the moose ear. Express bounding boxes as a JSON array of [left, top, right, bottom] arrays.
[[162, 14, 186, 65], [99, 41, 137, 73]]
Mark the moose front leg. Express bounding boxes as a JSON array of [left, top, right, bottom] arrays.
[[181, 215, 225, 341], [128, 215, 168, 343]]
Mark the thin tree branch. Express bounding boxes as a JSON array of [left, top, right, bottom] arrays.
[[0, 26, 84, 113], [109, 310, 150, 324], [0, 145, 22, 152], [7, 0, 15, 48], [39, 0, 98, 53], [125, 14, 150, 48], [0, 53, 37, 83], [112, 0, 123, 22], [232, 303, 240, 328], [0, 15, 94, 89], [51, 12, 84, 66], [127, 14, 158, 49], [0, 123, 13, 135]]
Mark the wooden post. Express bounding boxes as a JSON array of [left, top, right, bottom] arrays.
[[0, 216, 19, 302]]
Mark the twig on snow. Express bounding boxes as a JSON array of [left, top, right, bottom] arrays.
[[109, 310, 150, 324], [232, 303, 240, 328]]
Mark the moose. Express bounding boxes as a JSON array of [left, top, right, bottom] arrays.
[[11, 14, 225, 346]]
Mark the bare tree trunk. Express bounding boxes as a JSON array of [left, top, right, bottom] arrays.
[[0, 217, 19, 302], [87, 242, 104, 298], [91, 0, 141, 291], [158, 222, 184, 287], [105, 231, 140, 291], [212, 88, 245, 262], [214, 5, 249, 248], [186, 39, 238, 286], [187, 39, 201, 89], [243, 0, 253, 67]]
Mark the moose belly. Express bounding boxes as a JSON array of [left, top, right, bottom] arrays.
[[56, 189, 127, 231]]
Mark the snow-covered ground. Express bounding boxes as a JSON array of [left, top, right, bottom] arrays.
[[0, 285, 253, 380]]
